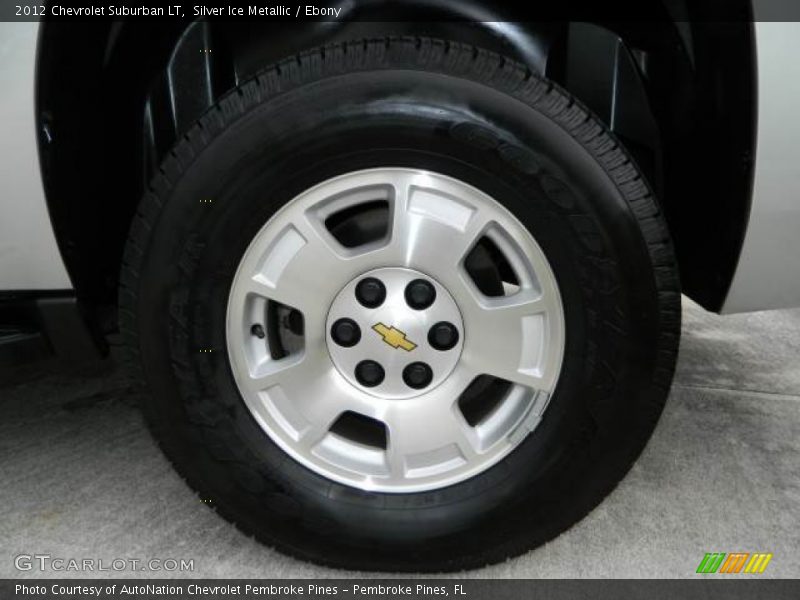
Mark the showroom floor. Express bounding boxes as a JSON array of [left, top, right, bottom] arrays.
[[1, 299, 798, 579]]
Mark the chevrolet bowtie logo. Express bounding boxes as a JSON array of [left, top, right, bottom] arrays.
[[372, 323, 417, 351]]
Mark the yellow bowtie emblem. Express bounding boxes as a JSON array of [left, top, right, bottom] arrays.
[[372, 323, 417, 351]]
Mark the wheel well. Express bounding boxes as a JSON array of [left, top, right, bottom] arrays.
[[36, 2, 756, 331]]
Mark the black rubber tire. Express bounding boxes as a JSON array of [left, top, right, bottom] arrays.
[[120, 37, 680, 572]]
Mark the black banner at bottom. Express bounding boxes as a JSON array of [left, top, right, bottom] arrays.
[[3, 579, 800, 600]]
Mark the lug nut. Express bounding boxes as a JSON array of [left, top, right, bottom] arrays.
[[405, 279, 436, 310], [355, 360, 385, 387], [428, 322, 459, 351], [330, 318, 361, 347], [355, 277, 386, 308], [403, 362, 433, 389]]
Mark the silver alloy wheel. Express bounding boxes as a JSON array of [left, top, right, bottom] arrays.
[[226, 168, 565, 493]]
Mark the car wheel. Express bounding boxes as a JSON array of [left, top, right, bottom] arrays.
[[120, 37, 680, 571]]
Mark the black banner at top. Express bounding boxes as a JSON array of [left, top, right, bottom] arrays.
[[4, 0, 800, 22]]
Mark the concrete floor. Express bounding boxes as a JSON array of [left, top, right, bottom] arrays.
[[1, 299, 798, 579]]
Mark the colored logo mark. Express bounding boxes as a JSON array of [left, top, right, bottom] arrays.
[[372, 323, 417, 351], [696, 552, 772, 574]]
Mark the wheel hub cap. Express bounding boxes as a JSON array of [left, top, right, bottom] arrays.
[[327, 268, 464, 400]]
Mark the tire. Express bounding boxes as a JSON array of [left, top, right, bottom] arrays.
[[120, 37, 680, 571]]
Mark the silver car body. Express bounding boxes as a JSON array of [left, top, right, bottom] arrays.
[[0, 23, 71, 290], [722, 22, 800, 312]]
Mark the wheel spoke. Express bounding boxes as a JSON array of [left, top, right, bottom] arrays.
[[460, 289, 557, 391], [384, 400, 480, 479], [243, 343, 325, 393], [372, 174, 492, 273], [243, 348, 350, 447], [240, 215, 346, 331]]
